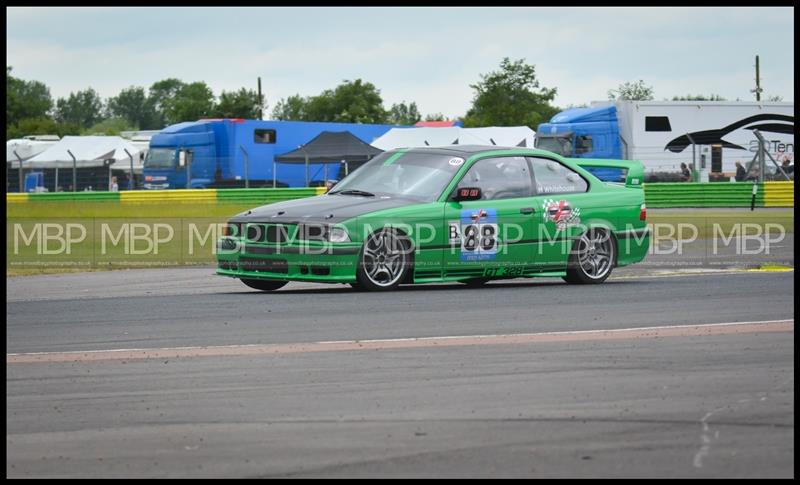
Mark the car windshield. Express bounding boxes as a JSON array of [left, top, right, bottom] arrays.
[[329, 151, 467, 202], [145, 148, 176, 169]]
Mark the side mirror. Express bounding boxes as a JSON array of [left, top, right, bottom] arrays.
[[178, 150, 186, 168], [453, 187, 482, 201]]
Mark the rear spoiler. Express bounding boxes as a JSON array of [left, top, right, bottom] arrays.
[[569, 158, 645, 188]]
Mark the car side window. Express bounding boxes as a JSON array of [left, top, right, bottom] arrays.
[[529, 157, 588, 195], [456, 156, 533, 200]]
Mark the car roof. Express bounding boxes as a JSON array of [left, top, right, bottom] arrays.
[[391, 144, 533, 156]]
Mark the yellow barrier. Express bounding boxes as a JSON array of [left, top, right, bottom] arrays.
[[6, 188, 325, 219], [119, 189, 218, 203], [763, 181, 795, 207], [6, 194, 29, 204]]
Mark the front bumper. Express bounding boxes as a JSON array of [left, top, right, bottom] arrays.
[[215, 237, 361, 283]]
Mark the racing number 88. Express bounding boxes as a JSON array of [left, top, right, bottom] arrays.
[[463, 224, 497, 252]]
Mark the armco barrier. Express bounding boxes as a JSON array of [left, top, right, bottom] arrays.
[[8, 191, 124, 218], [29, 191, 121, 202], [6, 183, 792, 217], [216, 188, 324, 204], [643, 182, 769, 208], [763, 181, 795, 207], [120, 189, 217, 204], [6, 187, 326, 219]]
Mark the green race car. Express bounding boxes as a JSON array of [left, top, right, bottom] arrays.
[[217, 146, 649, 291]]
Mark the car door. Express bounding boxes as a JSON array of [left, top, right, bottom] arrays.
[[442, 156, 537, 278], [527, 156, 593, 270]]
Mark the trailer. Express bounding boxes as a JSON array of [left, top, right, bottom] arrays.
[[535, 101, 794, 177], [143, 119, 400, 189]]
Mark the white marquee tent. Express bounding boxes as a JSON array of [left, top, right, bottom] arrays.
[[24, 136, 144, 172], [371, 126, 536, 151], [6, 138, 58, 163], [459, 126, 536, 148]]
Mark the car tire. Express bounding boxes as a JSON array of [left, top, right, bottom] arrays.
[[563, 228, 615, 284], [240, 278, 288, 291], [355, 229, 413, 291]]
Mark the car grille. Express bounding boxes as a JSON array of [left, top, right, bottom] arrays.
[[244, 224, 295, 243]]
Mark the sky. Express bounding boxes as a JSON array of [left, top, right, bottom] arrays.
[[6, 6, 795, 120]]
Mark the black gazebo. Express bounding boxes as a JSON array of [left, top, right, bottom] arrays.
[[275, 131, 383, 186]]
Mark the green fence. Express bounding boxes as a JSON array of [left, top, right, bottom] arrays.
[[643, 182, 767, 208], [215, 188, 321, 204], [7, 188, 324, 219], [6, 183, 793, 218]]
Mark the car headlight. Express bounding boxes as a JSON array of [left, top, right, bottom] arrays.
[[328, 226, 350, 243]]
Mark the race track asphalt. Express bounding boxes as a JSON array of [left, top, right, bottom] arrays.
[[6, 268, 795, 478]]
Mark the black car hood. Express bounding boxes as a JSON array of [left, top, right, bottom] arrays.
[[230, 194, 421, 224]]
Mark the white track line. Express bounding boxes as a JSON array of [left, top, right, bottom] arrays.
[[7, 319, 793, 364]]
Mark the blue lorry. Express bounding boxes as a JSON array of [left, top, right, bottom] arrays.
[[535, 105, 627, 182], [143, 119, 399, 189], [535, 104, 622, 160]]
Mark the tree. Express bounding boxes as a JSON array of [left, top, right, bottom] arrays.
[[271, 79, 388, 123], [162, 81, 215, 124], [82, 117, 138, 136], [54, 88, 105, 128], [424, 113, 447, 122], [314, 79, 388, 123], [608, 80, 654, 101], [272, 94, 308, 121], [462, 57, 558, 130], [767, 95, 784, 102], [303, 93, 336, 122], [148, 78, 186, 127], [213, 87, 264, 119], [388, 101, 421, 125], [671, 94, 726, 101], [107, 86, 159, 129], [7, 66, 53, 129], [6, 117, 81, 140]]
